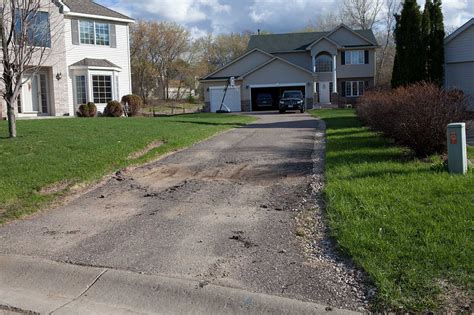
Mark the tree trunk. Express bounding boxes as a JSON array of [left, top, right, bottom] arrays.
[[6, 98, 17, 138]]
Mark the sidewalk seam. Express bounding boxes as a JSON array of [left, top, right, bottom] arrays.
[[48, 268, 108, 314]]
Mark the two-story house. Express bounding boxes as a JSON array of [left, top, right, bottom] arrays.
[[199, 25, 378, 112], [0, 0, 134, 119]]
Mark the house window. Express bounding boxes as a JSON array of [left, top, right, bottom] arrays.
[[345, 81, 365, 97], [95, 23, 110, 46], [75, 76, 87, 105], [345, 50, 364, 65], [315, 54, 333, 72], [14, 10, 51, 47], [79, 21, 110, 46], [92, 75, 112, 104], [79, 21, 94, 44]]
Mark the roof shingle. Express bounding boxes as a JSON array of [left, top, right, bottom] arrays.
[[62, 0, 133, 21], [70, 58, 121, 68], [247, 29, 377, 52]]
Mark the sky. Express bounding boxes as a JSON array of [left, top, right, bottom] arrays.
[[98, 0, 474, 38]]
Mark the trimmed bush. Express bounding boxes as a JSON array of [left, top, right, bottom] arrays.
[[103, 101, 123, 117], [76, 102, 97, 117], [121, 94, 143, 117], [357, 82, 469, 157]]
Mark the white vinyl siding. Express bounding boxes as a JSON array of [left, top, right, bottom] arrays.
[[346, 81, 364, 97], [345, 50, 364, 65], [65, 17, 132, 115]]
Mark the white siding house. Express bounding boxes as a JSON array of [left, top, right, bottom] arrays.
[[0, 0, 134, 118], [445, 18, 474, 110]]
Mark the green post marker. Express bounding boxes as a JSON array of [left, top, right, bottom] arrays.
[[447, 123, 468, 175]]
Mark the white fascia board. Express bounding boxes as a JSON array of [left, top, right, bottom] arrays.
[[64, 12, 135, 24]]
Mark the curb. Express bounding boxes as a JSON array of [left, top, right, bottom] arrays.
[[0, 255, 358, 314]]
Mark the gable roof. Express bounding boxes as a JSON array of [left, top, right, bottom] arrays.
[[61, 0, 134, 22], [70, 58, 120, 69], [247, 27, 377, 53], [240, 56, 314, 79], [201, 48, 274, 80], [445, 18, 474, 44]]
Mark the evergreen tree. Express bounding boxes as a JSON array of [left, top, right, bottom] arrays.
[[421, 0, 433, 81], [391, 0, 425, 88], [429, 0, 445, 85]]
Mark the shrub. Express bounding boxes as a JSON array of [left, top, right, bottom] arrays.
[[357, 82, 469, 157], [103, 101, 123, 117], [186, 94, 195, 104], [121, 94, 143, 116], [76, 102, 97, 117]]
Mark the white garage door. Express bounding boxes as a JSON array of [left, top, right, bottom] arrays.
[[210, 86, 241, 112]]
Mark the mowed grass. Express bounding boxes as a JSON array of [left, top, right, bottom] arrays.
[[309, 109, 473, 310], [0, 114, 254, 223]]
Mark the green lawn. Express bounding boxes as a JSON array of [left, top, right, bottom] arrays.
[[309, 109, 473, 311], [0, 114, 254, 223]]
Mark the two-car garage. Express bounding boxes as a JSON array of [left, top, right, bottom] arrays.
[[250, 85, 306, 111]]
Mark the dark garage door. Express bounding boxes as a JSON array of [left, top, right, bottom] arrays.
[[251, 86, 305, 111]]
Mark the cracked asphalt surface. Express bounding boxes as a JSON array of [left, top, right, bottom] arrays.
[[0, 112, 370, 311]]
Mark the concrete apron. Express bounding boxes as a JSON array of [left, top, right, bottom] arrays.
[[0, 255, 357, 315]]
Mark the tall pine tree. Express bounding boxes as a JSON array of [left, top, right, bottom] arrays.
[[391, 0, 425, 88], [429, 0, 445, 85], [421, 0, 433, 81]]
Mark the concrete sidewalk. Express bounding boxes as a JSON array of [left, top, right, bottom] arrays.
[[0, 255, 356, 314]]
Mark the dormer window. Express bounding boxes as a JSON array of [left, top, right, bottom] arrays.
[[315, 53, 333, 72], [79, 20, 110, 46]]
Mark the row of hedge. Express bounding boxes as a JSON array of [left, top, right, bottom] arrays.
[[357, 82, 470, 157], [77, 94, 143, 118]]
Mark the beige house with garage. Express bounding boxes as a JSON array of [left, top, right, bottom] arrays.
[[444, 18, 474, 110], [0, 0, 133, 119], [200, 24, 378, 112]]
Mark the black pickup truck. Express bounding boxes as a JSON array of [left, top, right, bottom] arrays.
[[279, 90, 305, 113]]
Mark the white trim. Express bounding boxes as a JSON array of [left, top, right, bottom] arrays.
[[56, 0, 71, 13], [248, 83, 306, 88], [64, 12, 135, 24], [209, 85, 241, 90], [70, 65, 122, 71]]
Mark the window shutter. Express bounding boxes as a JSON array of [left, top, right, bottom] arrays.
[[364, 50, 369, 64], [71, 19, 79, 45], [110, 24, 117, 48], [341, 51, 346, 65], [341, 81, 346, 97]]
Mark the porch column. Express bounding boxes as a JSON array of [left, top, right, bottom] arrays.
[[332, 55, 337, 93], [312, 54, 316, 72]]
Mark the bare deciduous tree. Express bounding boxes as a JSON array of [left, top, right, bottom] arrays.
[[343, 0, 384, 30], [148, 22, 189, 100], [305, 12, 349, 32], [375, 0, 400, 85], [0, 0, 59, 138]]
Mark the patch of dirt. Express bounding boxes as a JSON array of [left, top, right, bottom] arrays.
[[38, 180, 73, 195], [438, 279, 473, 312], [127, 140, 164, 160]]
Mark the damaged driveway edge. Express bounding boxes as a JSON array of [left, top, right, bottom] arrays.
[[0, 255, 358, 314]]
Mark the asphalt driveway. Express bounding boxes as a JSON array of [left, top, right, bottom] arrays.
[[0, 112, 369, 311]]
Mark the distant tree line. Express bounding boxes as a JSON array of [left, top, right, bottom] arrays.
[[130, 22, 250, 104]]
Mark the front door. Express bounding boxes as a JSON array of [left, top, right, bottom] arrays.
[[319, 81, 330, 103], [21, 73, 49, 114]]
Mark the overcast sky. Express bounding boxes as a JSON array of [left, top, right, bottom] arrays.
[[98, 0, 474, 37]]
